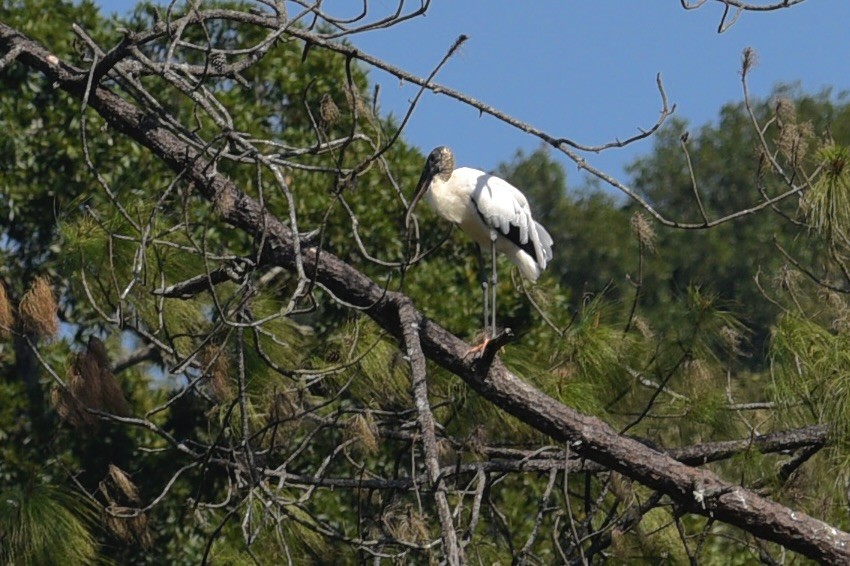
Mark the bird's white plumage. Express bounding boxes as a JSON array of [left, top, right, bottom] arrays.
[[424, 166, 553, 281], [407, 146, 553, 341]]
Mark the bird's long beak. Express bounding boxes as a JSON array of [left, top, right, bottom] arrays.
[[405, 166, 432, 229]]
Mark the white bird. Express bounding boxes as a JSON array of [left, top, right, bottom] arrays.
[[406, 146, 553, 343]]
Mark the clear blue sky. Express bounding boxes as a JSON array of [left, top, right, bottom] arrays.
[[96, 1, 850, 189]]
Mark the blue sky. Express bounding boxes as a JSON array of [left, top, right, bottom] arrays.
[[96, 1, 850, 189]]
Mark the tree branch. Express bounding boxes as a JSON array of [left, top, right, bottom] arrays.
[[398, 299, 460, 564]]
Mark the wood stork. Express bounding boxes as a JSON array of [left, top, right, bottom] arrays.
[[406, 146, 553, 343]]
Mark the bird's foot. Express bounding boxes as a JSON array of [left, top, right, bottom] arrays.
[[464, 336, 491, 359], [463, 328, 515, 371]]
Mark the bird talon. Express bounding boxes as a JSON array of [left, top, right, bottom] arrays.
[[464, 338, 490, 359]]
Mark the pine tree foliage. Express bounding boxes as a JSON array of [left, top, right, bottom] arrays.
[[0, 483, 99, 565]]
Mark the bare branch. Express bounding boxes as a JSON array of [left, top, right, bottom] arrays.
[[398, 299, 461, 564]]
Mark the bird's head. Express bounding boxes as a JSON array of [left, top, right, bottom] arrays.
[[426, 146, 455, 180], [406, 146, 455, 229]]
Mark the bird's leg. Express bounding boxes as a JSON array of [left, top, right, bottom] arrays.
[[465, 243, 493, 359], [476, 244, 489, 336], [490, 234, 498, 339]]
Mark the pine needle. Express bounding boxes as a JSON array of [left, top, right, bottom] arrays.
[[0, 484, 98, 565], [804, 144, 850, 246]]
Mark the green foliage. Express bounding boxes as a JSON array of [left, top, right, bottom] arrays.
[[0, 483, 99, 565], [771, 314, 850, 437], [321, 320, 411, 409], [624, 89, 850, 365], [0, 0, 146, 281], [804, 143, 850, 246]]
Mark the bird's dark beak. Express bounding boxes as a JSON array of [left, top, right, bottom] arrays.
[[405, 165, 432, 229]]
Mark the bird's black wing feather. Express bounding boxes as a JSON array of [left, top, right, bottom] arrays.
[[471, 196, 537, 258], [505, 223, 538, 258]]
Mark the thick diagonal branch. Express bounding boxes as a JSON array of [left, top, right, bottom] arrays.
[[3, 24, 849, 563]]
